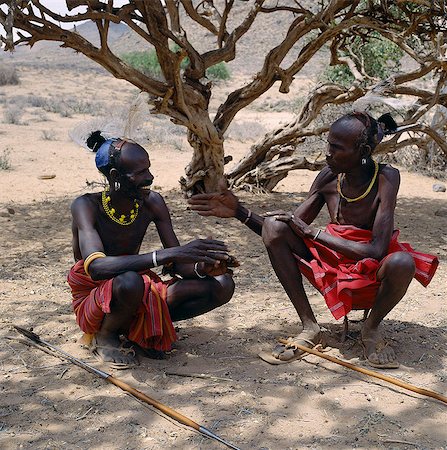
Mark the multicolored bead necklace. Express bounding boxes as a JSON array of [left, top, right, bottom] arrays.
[[101, 190, 139, 225]]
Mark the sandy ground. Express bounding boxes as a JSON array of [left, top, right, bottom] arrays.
[[0, 67, 446, 450]]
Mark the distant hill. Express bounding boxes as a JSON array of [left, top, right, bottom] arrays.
[[1, 21, 129, 71]]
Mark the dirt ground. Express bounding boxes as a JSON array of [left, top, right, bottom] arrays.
[[0, 64, 446, 450]]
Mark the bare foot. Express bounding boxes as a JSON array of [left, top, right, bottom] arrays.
[[271, 326, 321, 362], [361, 325, 399, 369], [92, 332, 139, 368]]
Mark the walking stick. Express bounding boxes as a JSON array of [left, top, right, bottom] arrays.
[[13, 326, 241, 450], [278, 338, 447, 405]]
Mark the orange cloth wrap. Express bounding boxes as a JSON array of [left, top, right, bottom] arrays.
[[67, 260, 177, 351], [295, 224, 439, 320]]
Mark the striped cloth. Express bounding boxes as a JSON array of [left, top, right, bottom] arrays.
[[295, 224, 439, 320], [67, 260, 177, 351]]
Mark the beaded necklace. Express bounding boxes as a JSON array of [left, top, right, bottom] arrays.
[[101, 190, 140, 225], [337, 160, 379, 203]]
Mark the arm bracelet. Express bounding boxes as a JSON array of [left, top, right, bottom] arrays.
[[194, 262, 207, 279], [152, 250, 158, 267], [313, 229, 322, 241], [243, 209, 252, 224], [83, 251, 106, 277]]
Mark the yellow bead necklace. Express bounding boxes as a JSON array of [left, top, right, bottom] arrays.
[[101, 190, 139, 225], [337, 160, 379, 203]]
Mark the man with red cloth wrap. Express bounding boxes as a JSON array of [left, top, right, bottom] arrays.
[[189, 112, 438, 368], [68, 132, 235, 369]]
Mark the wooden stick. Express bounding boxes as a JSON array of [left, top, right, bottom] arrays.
[[165, 371, 233, 382], [279, 338, 447, 405], [11, 326, 241, 450]]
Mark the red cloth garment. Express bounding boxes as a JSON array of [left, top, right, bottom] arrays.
[[67, 260, 177, 351], [295, 224, 439, 320]]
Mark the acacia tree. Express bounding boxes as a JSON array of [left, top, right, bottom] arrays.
[[1, 1, 446, 194], [228, 22, 447, 191]]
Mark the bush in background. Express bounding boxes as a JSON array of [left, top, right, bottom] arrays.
[[206, 62, 230, 81], [121, 51, 163, 80], [0, 65, 20, 86], [121, 49, 230, 82], [225, 120, 267, 142], [3, 105, 23, 124], [323, 33, 403, 86], [0, 148, 11, 170]]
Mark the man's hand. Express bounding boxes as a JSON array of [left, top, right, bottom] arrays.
[[274, 213, 316, 239], [188, 189, 239, 218], [170, 238, 230, 265]]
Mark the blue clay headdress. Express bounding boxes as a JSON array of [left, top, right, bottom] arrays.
[[94, 138, 119, 170]]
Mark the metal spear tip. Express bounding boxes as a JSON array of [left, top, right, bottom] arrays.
[[13, 325, 42, 343]]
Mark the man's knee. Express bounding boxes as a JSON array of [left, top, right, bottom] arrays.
[[262, 216, 290, 246], [112, 271, 144, 305], [383, 252, 416, 279], [214, 273, 235, 306]]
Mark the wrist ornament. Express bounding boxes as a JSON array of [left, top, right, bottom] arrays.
[[194, 262, 207, 279], [152, 250, 158, 267], [243, 209, 252, 224], [84, 251, 106, 277], [313, 229, 322, 241]]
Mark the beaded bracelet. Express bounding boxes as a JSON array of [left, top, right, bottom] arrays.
[[194, 262, 207, 279]]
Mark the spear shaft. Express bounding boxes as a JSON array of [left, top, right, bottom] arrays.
[[278, 338, 447, 405], [13, 326, 241, 450]]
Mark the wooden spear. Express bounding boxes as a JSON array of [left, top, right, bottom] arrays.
[[278, 338, 447, 405], [13, 326, 241, 450]]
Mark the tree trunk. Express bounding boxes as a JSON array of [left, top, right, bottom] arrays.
[[176, 101, 225, 195]]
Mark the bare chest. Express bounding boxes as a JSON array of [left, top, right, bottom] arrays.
[[95, 209, 152, 256], [325, 186, 380, 229]]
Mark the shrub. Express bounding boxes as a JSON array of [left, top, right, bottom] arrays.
[[121, 48, 230, 82], [121, 51, 163, 79], [225, 120, 267, 142], [0, 148, 11, 170], [206, 62, 230, 81], [43, 96, 98, 117], [0, 65, 20, 86], [3, 105, 23, 124], [41, 129, 57, 140], [322, 33, 403, 86], [28, 95, 47, 108]]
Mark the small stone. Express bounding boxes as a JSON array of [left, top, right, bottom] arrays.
[[433, 183, 446, 192], [7, 207, 15, 215]]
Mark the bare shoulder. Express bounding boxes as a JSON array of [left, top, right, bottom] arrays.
[[70, 193, 99, 224], [310, 166, 337, 191], [379, 164, 400, 188], [71, 193, 98, 213], [144, 190, 170, 218]]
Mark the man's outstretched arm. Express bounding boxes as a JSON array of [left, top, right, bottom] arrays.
[[188, 189, 264, 235]]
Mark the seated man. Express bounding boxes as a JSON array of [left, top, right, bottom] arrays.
[[67, 131, 235, 368], [189, 112, 438, 368]]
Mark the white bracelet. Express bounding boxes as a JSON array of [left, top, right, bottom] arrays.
[[194, 262, 207, 279], [313, 229, 321, 241], [152, 250, 158, 267], [243, 209, 252, 224]]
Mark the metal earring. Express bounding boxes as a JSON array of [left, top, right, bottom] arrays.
[[115, 181, 120, 191], [361, 158, 367, 165]]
